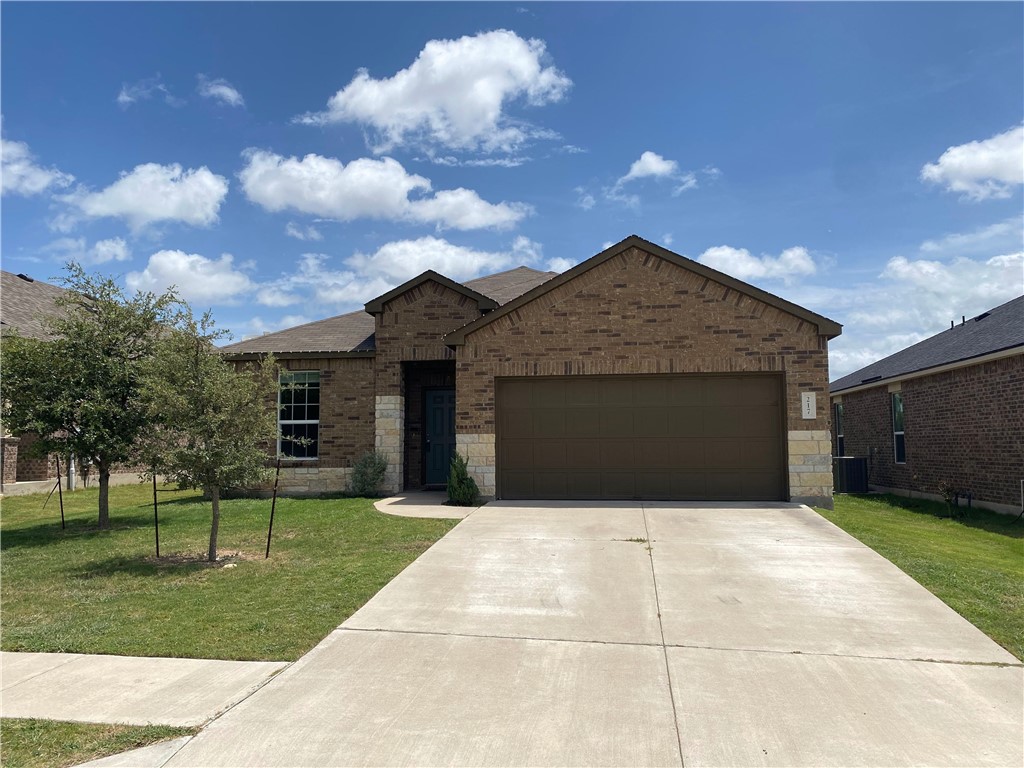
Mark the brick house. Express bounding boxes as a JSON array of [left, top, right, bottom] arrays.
[[222, 235, 842, 507], [829, 295, 1024, 513], [1, 270, 68, 489]]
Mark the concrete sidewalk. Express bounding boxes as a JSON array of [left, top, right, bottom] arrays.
[[373, 491, 481, 519], [1, 651, 287, 727]]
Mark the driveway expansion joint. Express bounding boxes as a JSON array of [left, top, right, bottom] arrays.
[[337, 625, 665, 649], [641, 502, 686, 768]]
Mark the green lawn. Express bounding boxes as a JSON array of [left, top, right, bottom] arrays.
[[819, 494, 1024, 661], [0, 718, 194, 768], [1, 483, 458, 661]]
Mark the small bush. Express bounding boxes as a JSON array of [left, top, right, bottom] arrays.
[[349, 451, 388, 497], [447, 453, 479, 507]]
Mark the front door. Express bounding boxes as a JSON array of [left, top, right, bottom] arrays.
[[425, 388, 456, 485]]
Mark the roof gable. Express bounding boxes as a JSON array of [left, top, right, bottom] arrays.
[[830, 294, 1024, 392], [365, 270, 498, 314], [444, 235, 842, 346]]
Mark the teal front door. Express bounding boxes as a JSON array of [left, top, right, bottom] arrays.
[[425, 389, 456, 485]]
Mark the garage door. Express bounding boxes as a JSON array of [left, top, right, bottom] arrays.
[[496, 375, 786, 500]]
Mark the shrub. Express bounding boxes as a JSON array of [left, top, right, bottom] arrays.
[[349, 451, 389, 497], [447, 453, 480, 507]]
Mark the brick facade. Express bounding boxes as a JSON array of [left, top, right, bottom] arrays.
[[832, 353, 1024, 507], [456, 246, 834, 505], [15, 432, 58, 482], [2, 437, 20, 486]]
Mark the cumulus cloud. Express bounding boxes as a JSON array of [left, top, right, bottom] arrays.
[[1, 137, 74, 196], [61, 163, 229, 231], [240, 314, 314, 339], [42, 236, 131, 265], [697, 245, 817, 285], [117, 76, 185, 108], [239, 149, 529, 230], [197, 75, 245, 108], [921, 124, 1024, 201], [295, 29, 571, 154], [574, 187, 596, 210], [546, 256, 576, 273], [126, 250, 254, 304], [285, 221, 323, 241]]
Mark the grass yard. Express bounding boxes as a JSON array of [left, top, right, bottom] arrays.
[[819, 494, 1024, 661], [1, 483, 458, 661], [0, 718, 195, 768]]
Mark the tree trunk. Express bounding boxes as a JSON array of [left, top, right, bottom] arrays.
[[208, 485, 220, 562], [98, 465, 111, 530]]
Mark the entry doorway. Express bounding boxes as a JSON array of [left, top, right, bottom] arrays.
[[424, 388, 456, 486]]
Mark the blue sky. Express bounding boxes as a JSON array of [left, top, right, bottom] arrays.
[[2, 2, 1022, 379]]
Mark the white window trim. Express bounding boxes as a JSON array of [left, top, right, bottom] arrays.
[[279, 371, 320, 461]]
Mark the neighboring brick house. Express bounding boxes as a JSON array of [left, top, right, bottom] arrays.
[[1, 270, 67, 488], [223, 236, 842, 507], [829, 295, 1024, 513]]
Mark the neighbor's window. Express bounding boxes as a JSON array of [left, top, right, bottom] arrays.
[[891, 392, 906, 464], [279, 371, 320, 459], [834, 402, 845, 456]]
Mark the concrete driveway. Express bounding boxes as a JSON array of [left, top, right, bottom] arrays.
[[167, 502, 1023, 767]]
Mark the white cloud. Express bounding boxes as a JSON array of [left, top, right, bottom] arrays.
[[776, 250, 1024, 380], [257, 236, 548, 311], [126, 250, 254, 304], [662, 233, 674, 246], [239, 149, 529, 230], [295, 29, 571, 154], [1, 137, 74, 196], [608, 151, 703, 207], [348, 235, 535, 283], [117, 76, 185, 108], [919, 216, 1023, 256], [62, 163, 229, 231], [197, 75, 245, 108], [285, 221, 323, 241], [546, 256, 576, 272], [698, 245, 817, 285], [42, 236, 131, 265], [239, 314, 313, 340], [574, 186, 595, 210], [921, 124, 1024, 201], [618, 151, 679, 184], [91, 237, 130, 264]]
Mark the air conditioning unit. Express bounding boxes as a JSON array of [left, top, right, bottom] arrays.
[[833, 456, 868, 494]]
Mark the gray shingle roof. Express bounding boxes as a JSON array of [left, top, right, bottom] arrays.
[[220, 265, 556, 356], [0, 270, 68, 340], [830, 295, 1024, 393]]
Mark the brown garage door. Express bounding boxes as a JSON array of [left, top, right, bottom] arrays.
[[496, 375, 786, 500]]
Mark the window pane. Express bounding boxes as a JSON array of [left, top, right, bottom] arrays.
[[835, 403, 844, 435], [837, 436, 845, 456], [891, 393, 904, 432], [281, 422, 318, 459], [894, 432, 906, 463]]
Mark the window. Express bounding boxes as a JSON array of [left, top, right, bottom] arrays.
[[891, 392, 906, 464], [279, 371, 319, 459], [834, 402, 845, 456]]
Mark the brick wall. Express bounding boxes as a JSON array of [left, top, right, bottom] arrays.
[[833, 353, 1024, 506], [374, 281, 483, 397], [2, 437, 20, 485], [457, 246, 833, 503], [15, 432, 58, 481]]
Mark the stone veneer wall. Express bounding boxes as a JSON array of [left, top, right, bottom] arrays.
[[375, 395, 404, 493], [832, 353, 1023, 507], [787, 430, 834, 506], [456, 433, 496, 497], [456, 246, 835, 507]]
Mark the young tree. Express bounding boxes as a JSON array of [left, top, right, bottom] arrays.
[[1, 264, 179, 529], [144, 308, 278, 562]]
